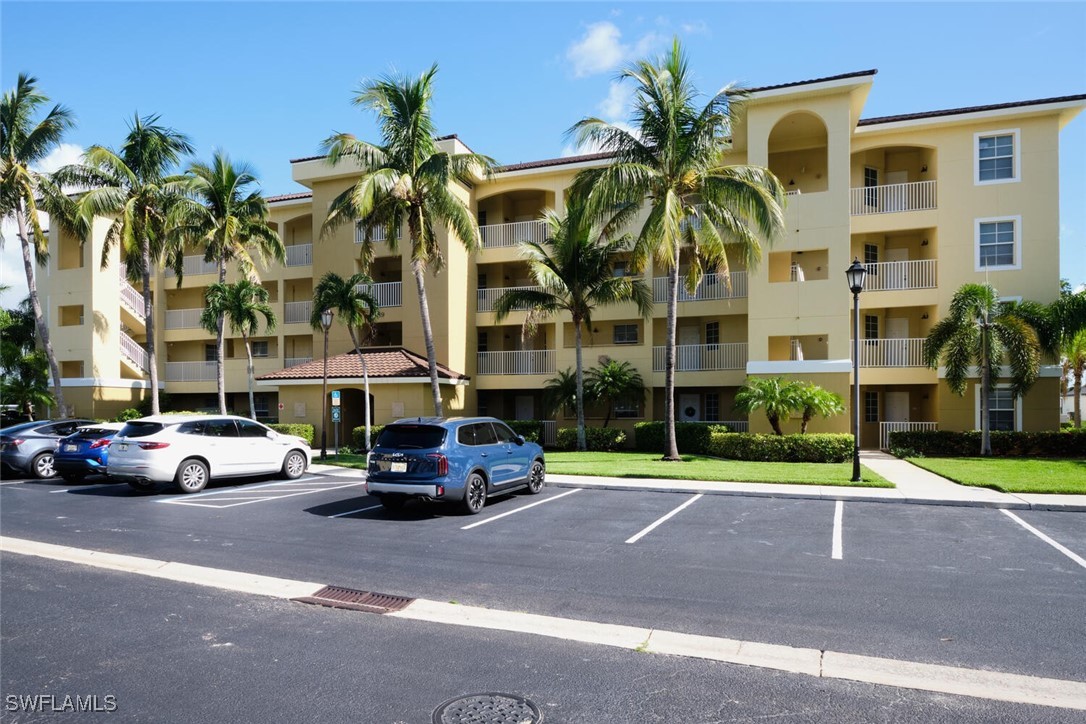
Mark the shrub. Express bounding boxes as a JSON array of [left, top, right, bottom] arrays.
[[351, 424, 385, 451], [707, 432, 854, 463], [633, 421, 730, 454], [114, 408, 142, 422], [887, 430, 1086, 458], [270, 423, 315, 446], [504, 419, 545, 444], [556, 426, 627, 451]]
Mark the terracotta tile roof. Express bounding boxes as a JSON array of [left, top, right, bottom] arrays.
[[266, 191, 312, 203], [742, 69, 878, 95], [494, 150, 616, 174], [290, 135, 465, 164], [257, 346, 468, 382], [858, 94, 1086, 126]]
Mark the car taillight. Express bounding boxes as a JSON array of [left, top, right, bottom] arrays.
[[427, 453, 448, 476], [138, 442, 170, 450], [7, 438, 24, 447], [90, 438, 111, 449]]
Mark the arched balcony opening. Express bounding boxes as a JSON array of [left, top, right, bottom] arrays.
[[767, 112, 829, 196]]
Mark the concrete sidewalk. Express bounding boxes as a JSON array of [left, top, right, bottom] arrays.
[[309, 454, 1086, 512]]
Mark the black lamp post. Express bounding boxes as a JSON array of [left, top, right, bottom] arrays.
[[845, 258, 867, 482], [320, 308, 334, 460]]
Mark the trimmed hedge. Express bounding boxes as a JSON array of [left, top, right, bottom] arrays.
[[504, 419, 545, 445], [270, 423, 314, 446], [634, 421, 731, 454], [888, 430, 1086, 458], [556, 426, 627, 451], [707, 432, 854, 463], [351, 424, 386, 451], [114, 408, 142, 422]]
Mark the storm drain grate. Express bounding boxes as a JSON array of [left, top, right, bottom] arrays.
[[292, 585, 414, 614], [432, 693, 542, 724]]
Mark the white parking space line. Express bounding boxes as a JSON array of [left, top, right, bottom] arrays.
[[1001, 510, 1086, 570], [832, 500, 844, 560], [155, 476, 322, 502], [625, 494, 703, 544], [159, 481, 366, 509], [461, 488, 583, 530], [49, 483, 124, 494], [328, 504, 382, 518]]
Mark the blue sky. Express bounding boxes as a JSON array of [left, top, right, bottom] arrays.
[[2, 1, 1084, 307]]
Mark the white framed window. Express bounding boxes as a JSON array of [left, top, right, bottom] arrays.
[[251, 341, 269, 358], [864, 315, 879, 340], [477, 331, 488, 353], [613, 400, 640, 419], [253, 394, 269, 418], [975, 129, 1020, 185], [705, 321, 720, 346], [864, 391, 879, 423], [613, 324, 638, 345], [705, 393, 720, 422], [204, 344, 217, 362], [974, 384, 1021, 432], [975, 216, 1021, 271]]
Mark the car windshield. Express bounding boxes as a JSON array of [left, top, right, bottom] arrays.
[[70, 428, 118, 440], [375, 425, 446, 450], [117, 421, 166, 438], [0, 421, 41, 435]]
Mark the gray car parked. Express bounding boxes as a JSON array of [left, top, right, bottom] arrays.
[[0, 419, 93, 479]]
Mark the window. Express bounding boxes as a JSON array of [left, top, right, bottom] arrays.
[[705, 322, 720, 346], [988, 388, 1016, 432], [976, 130, 1019, 184], [864, 315, 879, 340], [864, 391, 879, 423], [705, 393, 720, 422], [203, 420, 239, 438], [237, 420, 269, 438], [477, 331, 488, 353], [863, 167, 879, 206], [252, 341, 269, 358], [205, 344, 217, 362], [612, 261, 629, 278], [254, 395, 270, 419], [473, 423, 498, 445], [477, 273, 487, 289], [613, 324, 638, 345], [976, 217, 1020, 270], [613, 400, 640, 419], [492, 422, 518, 443], [864, 244, 878, 277]]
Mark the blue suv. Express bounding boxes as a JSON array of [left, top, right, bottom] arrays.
[[366, 417, 546, 514]]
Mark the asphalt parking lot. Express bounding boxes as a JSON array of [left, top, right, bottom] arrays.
[[1, 467, 1084, 685]]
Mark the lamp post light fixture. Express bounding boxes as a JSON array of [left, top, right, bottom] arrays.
[[320, 308, 334, 460], [845, 258, 867, 482]]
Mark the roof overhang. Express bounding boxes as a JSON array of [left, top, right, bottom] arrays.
[[258, 376, 470, 387]]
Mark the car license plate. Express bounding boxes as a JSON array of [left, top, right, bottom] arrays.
[[116, 443, 128, 451], [64, 444, 78, 452], [391, 462, 407, 473]]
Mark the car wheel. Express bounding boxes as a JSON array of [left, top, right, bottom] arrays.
[[30, 452, 56, 479], [175, 458, 209, 494], [127, 480, 156, 493], [379, 496, 406, 511], [460, 473, 487, 515], [281, 450, 307, 480], [525, 460, 545, 494], [61, 473, 84, 484]]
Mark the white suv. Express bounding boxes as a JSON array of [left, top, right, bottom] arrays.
[[107, 415, 311, 493]]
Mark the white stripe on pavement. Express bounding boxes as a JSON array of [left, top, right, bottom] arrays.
[[625, 494, 703, 544], [832, 500, 844, 560], [460, 488, 582, 530], [1001, 509, 1086, 570], [155, 476, 322, 502], [329, 504, 383, 518]]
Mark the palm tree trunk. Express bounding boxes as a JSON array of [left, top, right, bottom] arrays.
[[980, 325, 992, 456], [141, 236, 160, 415], [801, 413, 811, 434], [574, 320, 586, 452], [411, 258, 443, 417], [215, 261, 227, 414], [1074, 366, 1083, 428], [663, 253, 681, 460], [769, 413, 783, 436], [15, 199, 66, 418], [348, 327, 372, 450], [243, 333, 255, 419]]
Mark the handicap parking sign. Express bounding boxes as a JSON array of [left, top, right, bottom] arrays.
[[331, 407, 342, 422]]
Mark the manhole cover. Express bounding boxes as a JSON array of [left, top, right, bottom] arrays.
[[432, 693, 542, 724]]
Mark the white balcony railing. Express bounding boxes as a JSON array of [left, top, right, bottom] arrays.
[[854, 338, 928, 367], [284, 301, 312, 325], [166, 361, 218, 382], [541, 420, 557, 447], [479, 220, 547, 249], [850, 180, 937, 216], [164, 307, 205, 330], [356, 223, 400, 244], [284, 356, 313, 368], [688, 420, 750, 432], [285, 243, 312, 267], [164, 255, 218, 277], [477, 285, 543, 312], [119, 280, 145, 321], [476, 350, 555, 376], [356, 281, 403, 308], [863, 259, 937, 291], [652, 271, 747, 303], [880, 421, 938, 451], [652, 343, 748, 372], [120, 332, 148, 371]]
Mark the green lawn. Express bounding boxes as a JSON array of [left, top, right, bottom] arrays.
[[907, 457, 1086, 495], [321, 451, 891, 487]]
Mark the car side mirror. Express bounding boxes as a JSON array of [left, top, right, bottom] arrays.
[[515, 435, 525, 446], [266, 430, 276, 439]]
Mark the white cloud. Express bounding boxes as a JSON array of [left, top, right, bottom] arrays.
[[561, 120, 640, 158], [34, 143, 84, 174], [680, 20, 710, 35], [598, 81, 635, 120], [567, 22, 628, 77]]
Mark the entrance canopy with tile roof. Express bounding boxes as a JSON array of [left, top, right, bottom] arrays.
[[256, 347, 469, 386]]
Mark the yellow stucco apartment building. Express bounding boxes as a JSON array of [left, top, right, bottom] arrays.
[[39, 70, 1085, 449]]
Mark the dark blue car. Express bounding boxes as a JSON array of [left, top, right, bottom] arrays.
[[53, 422, 126, 483], [365, 417, 546, 514]]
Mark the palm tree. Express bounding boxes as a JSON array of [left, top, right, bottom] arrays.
[[795, 383, 845, 434], [1, 74, 75, 416], [1060, 329, 1086, 428], [311, 272, 381, 449], [733, 377, 802, 436], [493, 203, 652, 451], [586, 359, 646, 428], [542, 368, 587, 419], [568, 39, 786, 460], [318, 65, 494, 416], [924, 283, 1043, 455], [199, 280, 276, 419], [1048, 286, 1086, 428], [172, 152, 284, 413], [0, 350, 53, 421], [59, 114, 193, 415]]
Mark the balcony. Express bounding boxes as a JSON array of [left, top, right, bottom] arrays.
[[284, 301, 312, 325], [120, 332, 148, 371], [355, 281, 403, 308], [863, 260, 936, 292], [652, 343, 747, 372], [652, 271, 747, 303], [479, 220, 547, 249], [853, 338, 928, 367], [880, 421, 937, 451], [284, 356, 313, 368], [850, 180, 937, 216], [119, 279, 145, 323], [164, 307, 205, 330], [166, 361, 217, 382], [476, 350, 555, 376], [477, 285, 542, 313], [285, 243, 312, 267], [164, 255, 218, 278]]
